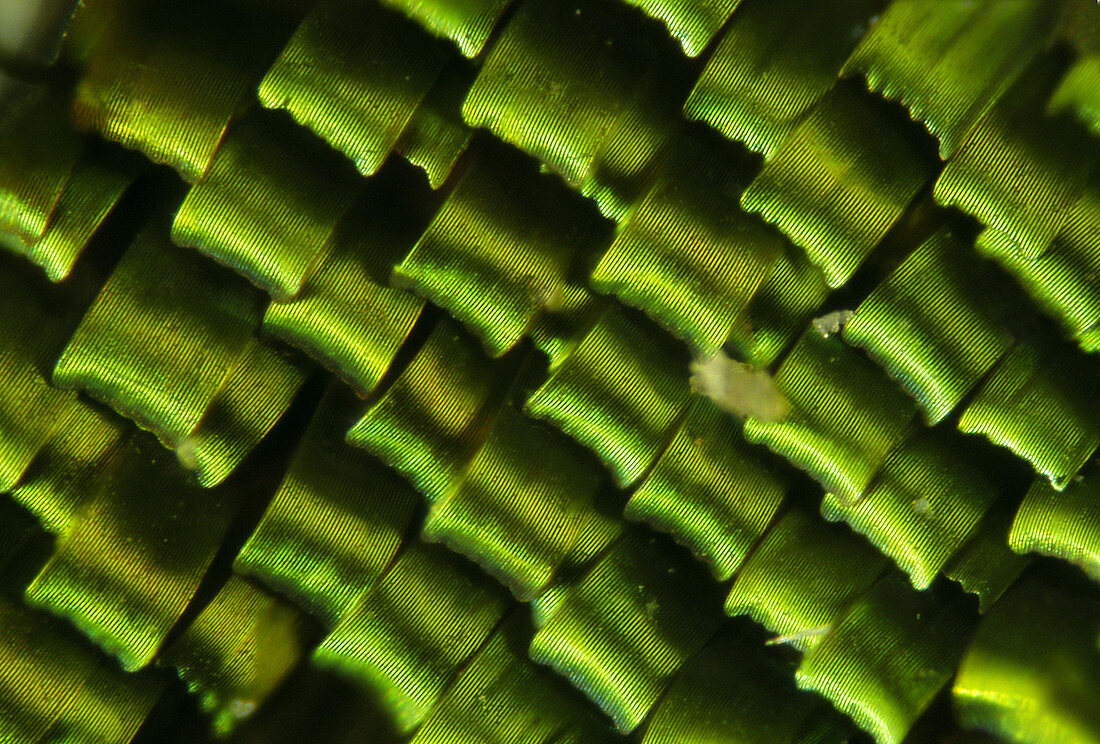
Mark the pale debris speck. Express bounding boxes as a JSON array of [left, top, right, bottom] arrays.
[[812, 309, 854, 338], [765, 625, 832, 646], [228, 700, 256, 719], [176, 436, 201, 471], [690, 351, 791, 423]]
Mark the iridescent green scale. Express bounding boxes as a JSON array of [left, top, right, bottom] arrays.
[[235, 384, 419, 626], [313, 542, 512, 733], [743, 328, 918, 504], [844, 228, 1016, 424], [529, 530, 725, 733], [1, 2, 1099, 743], [626, 397, 785, 581], [796, 573, 976, 744]]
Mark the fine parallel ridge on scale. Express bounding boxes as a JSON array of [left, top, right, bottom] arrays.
[[1, 1, 1099, 744]]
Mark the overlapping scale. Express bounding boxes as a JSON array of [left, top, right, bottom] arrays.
[[529, 530, 725, 733], [1049, 54, 1100, 136], [393, 62, 476, 189], [14, 150, 139, 283], [257, 0, 454, 180], [0, 86, 82, 246], [943, 497, 1032, 612], [981, 178, 1100, 352], [375, 0, 514, 58], [423, 398, 609, 602], [527, 284, 610, 371], [0, 72, 140, 284], [52, 220, 308, 486], [958, 337, 1100, 490], [2, 2, 1100, 743], [685, 0, 883, 158], [0, 254, 128, 533], [462, 0, 686, 219], [626, 397, 786, 581], [0, 598, 163, 744], [171, 112, 364, 301], [725, 507, 889, 652], [953, 568, 1100, 744], [346, 317, 522, 503], [820, 429, 1004, 589], [844, 228, 1017, 424], [410, 613, 617, 744], [394, 145, 611, 357], [313, 541, 512, 733], [640, 623, 851, 744], [590, 129, 782, 353], [0, 255, 104, 492], [70, 0, 300, 182], [934, 54, 1100, 260], [158, 576, 311, 735], [261, 178, 428, 396], [24, 434, 244, 671], [741, 81, 938, 288], [525, 304, 692, 488], [842, 0, 1059, 158], [235, 383, 419, 627], [796, 573, 976, 744], [619, 0, 743, 58], [1010, 472, 1100, 583], [724, 242, 831, 367], [743, 327, 919, 504]]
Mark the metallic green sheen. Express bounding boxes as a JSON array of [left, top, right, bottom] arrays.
[[0, 88, 81, 245], [797, 573, 975, 744], [423, 403, 607, 602], [376, 0, 514, 58], [462, 0, 678, 220], [525, 305, 692, 488], [591, 133, 780, 353], [724, 241, 830, 367], [1010, 474, 1100, 583], [741, 83, 936, 288], [25, 435, 241, 671], [159, 577, 308, 734], [844, 228, 1015, 424], [942, 498, 1031, 612], [621, 0, 743, 57], [235, 384, 419, 627], [529, 531, 725, 733], [843, 0, 1058, 158], [172, 114, 362, 301], [346, 318, 522, 503], [0, 598, 162, 744], [933, 57, 1095, 259], [258, 0, 450, 178], [725, 507, 888, 651], [52, 223, 307, 487], [411, 614, 615, 744], [626, 397, 785, 581], [959, 339, 1100, 490], [685, 0, 880, 157], [262, 187, 426, 396], [820, 429, 1002, 589], [394, 148, 608, 357], [979, 182, 1100, 351], [642, 625, 849, 744], [743, 328, 918, 504], [313, 542, 512, 733], [954, 571, 1100, 744]]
